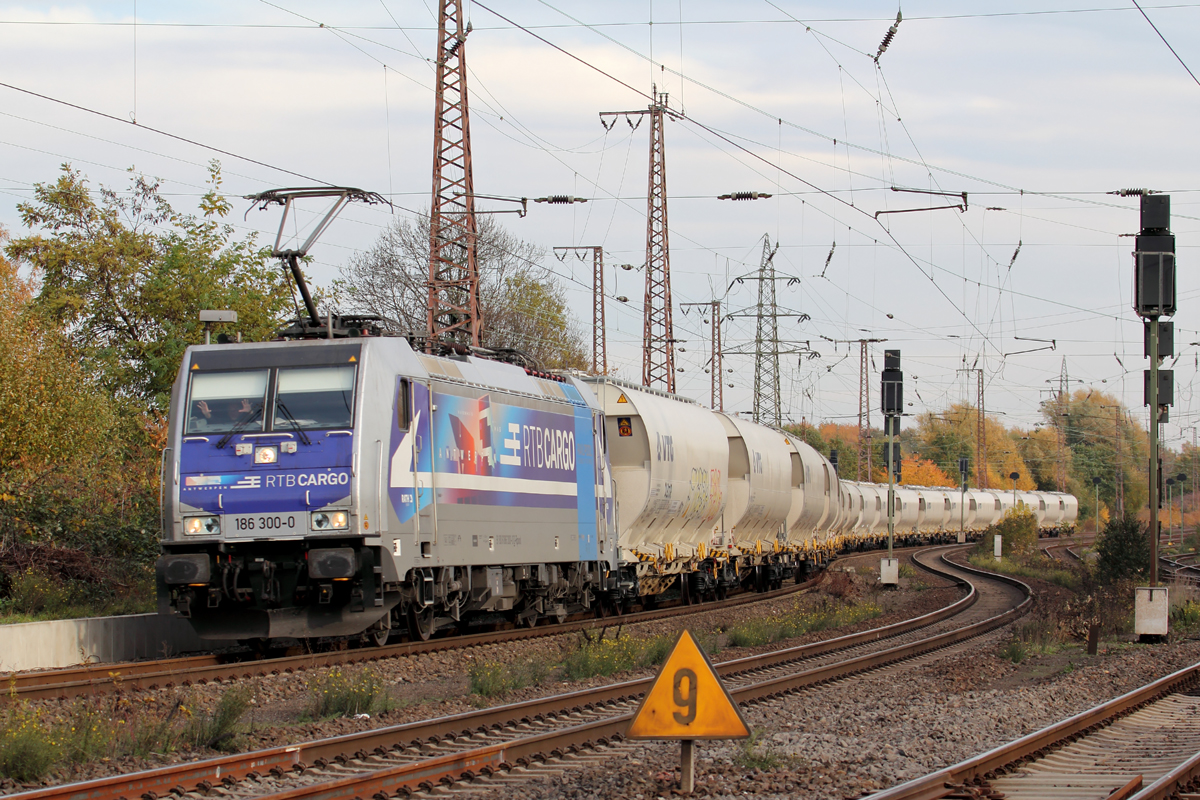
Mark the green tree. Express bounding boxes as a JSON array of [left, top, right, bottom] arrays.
[[6, 163, 292, 408], [336, 211, 588, 370], [1095, 514, 1151, 584]]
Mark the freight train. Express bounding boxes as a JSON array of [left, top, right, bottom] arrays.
[[155, 333, 1078, 646]]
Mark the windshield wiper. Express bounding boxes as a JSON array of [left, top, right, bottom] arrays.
[[274, 402, 312, 446], [216, 407, 263, 449]]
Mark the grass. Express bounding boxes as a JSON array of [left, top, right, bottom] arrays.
[[968, 552, 1080, 590], [724, 601, 883, 649], [0, 684, 256, 782], [306, 666, 393, 719], [897, 563, 916, 579], [999, 613, 1070, 664]]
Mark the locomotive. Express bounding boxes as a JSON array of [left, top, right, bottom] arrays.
[[155, 332, 1078, 645]]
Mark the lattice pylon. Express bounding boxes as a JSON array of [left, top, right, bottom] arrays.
[[427, 0, 480, 348], [642, 94, 676, 392], [592, 247, 606, 374], [977, 370, 987, 488], [752, 234, 781, 428], [858, 341, 870, 481]]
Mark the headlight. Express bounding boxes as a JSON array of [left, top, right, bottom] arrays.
[[311, 511, 350, 530], [254, 446, 278, 464], [185, 516, 221, 536]]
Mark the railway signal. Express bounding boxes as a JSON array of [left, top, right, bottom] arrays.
[[958, 457, 969, 544], [880, 350, 903, 585], [1132, 192, 1175, 641], [627, 630, 749, 793]]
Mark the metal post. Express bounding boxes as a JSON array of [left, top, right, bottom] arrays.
[[1150, 318, 1159, 585], [887, 428, 895, 560], [1094, 476, 1101, 534], [680, 740, 695, 793]]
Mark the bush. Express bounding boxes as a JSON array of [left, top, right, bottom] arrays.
[[987, 507, 1039, 559], [306, 667, 391, 719], [1095, 514, 1151, 585]]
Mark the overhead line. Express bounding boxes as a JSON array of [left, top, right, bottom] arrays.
[[1131, 0, 1200, 88], [0, 80, 333, 186]]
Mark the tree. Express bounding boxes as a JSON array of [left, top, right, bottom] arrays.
[[991, 506, 1039, 559], [6, 163, 293, 408], [0, 226, 159, 566], [1095, 513, 1151, 584], [898, 458, 955, 487], [337, 212, 589, 370]]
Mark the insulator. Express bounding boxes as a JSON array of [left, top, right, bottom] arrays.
[[718, 191, 773, 201], [1112, 188, 1149, 197], [534, 195, 586, 204]]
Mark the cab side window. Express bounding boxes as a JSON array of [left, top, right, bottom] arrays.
[[397, 379, 411, 430]]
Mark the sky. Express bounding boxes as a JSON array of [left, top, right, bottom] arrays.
[[2, 1, 1200, 448]]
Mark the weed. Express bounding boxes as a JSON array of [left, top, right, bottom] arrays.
[[185, 684, 254, 751], [59, 698, 113, 765], [1000, 639, 1027, 664], [560, 632, 681, 680], [1172, 600, 1200, 630], [734, 728, 798, 771], [0, 703, 59, 782], [897, 563, 916, 579], [468, 656, 550, 697], [306, 667, 391, 720]]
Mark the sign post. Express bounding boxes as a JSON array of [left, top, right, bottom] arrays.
[[627, 630, 750, 792]]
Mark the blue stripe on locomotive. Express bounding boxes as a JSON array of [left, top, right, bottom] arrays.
[[179, 435, 354, 515]]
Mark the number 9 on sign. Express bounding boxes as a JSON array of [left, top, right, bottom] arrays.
[[672, 668, 698, 725]]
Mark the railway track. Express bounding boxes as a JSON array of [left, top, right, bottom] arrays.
[[0, 545, 935, 703], [6, 545, 1033, 800], [869, 657, 1200, 800], [1, 568, 833, 703]]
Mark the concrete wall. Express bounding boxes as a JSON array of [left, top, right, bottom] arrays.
[[0, 614, 209, 672]]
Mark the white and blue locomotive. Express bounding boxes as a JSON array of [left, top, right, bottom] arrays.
[[157, 333, 623, 643]]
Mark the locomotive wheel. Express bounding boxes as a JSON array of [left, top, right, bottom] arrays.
[[408, 607, 435, 641]]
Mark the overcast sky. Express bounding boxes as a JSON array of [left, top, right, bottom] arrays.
[[3, 1, 1199, 446]]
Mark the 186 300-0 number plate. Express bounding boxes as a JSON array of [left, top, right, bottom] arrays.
[[226, 513, 302, 536]]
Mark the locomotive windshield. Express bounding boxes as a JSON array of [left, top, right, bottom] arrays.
[[273, 365, 356, 430], [185, 370, 269, 434]]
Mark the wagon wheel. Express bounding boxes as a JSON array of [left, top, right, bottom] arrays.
[[408, 606, 435, 641], [370, 627, 391, 647]]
